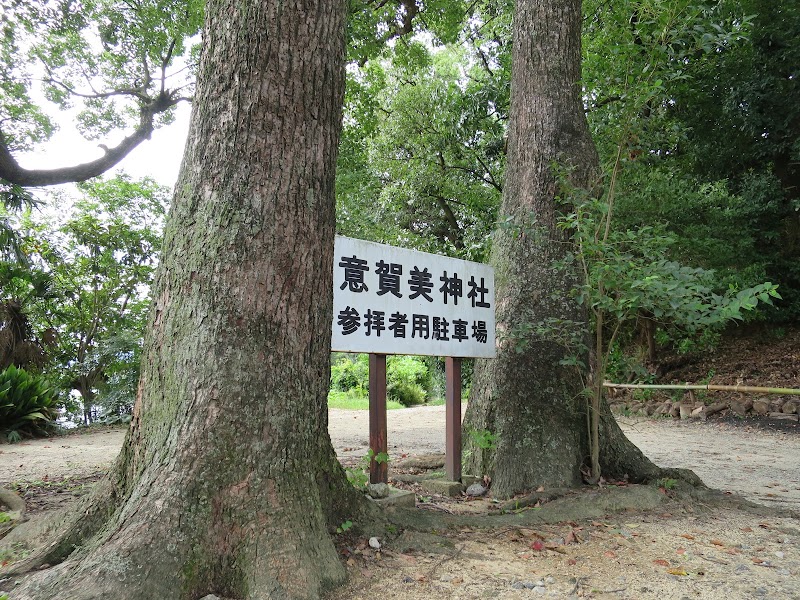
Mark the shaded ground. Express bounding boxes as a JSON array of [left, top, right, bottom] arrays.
[[2, 407, 799, 509], [1, 410, 798, 599], [3, 324, 800, 599]]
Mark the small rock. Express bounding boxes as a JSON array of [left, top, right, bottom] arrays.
[[730, 399, 753, 416], [440, 574, 453, 582], [775, 551, 785, 559], [782, 400, 798, 414], [369, 536, 381, 550], [402, 576, 414, 584], [367, 483, 390, 499], [199, 596, 222, 600], [545, 576, 556, 584], [532, 586, 546, 595], [679, 403, 693, 420], [752, 399, 770, 415], [754, 587, 768, 596], [735, 564, 751, 574], [466, 483, 488, 497], [511, 581, 525, 590]]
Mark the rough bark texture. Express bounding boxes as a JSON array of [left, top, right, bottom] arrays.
[[12, 1, 376, 598], [462, 0, 660, 498]]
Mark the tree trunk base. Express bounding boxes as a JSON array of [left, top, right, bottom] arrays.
[[8, 453, 384, 600]]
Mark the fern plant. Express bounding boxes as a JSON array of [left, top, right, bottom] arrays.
[[0, 365, 59, 442]]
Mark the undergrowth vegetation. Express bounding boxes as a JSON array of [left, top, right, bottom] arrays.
[[0, 365, 59, 442]]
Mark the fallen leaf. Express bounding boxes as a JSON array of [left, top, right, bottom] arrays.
[[667, 568, 688, 576], [680, 534, 695, 540], [544, 543, 567, 554], [531, 540, 544, 551], [710, 539, 725, 547], [752, 557, 764, 564], [741, 527, 753, 533], [604, 550, 617, 558], [676, 548, 686, 555], [653, 559, 670, 567], [536, 486, 545, 492], [394, 553, 417, 564], [564, 530, 579, 545], [567, 558, 577, 565], [759, 523, 770, 529], [346, 558, 356, 567]]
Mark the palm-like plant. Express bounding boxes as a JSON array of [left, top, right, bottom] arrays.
[[0, 365, 59, 441]]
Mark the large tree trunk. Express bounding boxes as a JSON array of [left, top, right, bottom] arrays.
[[462, 0, 660, 498], [12, 1, 375, 598]]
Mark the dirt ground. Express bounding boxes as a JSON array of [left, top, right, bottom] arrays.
[[1, 408, 798, 599], [2, 408, 798, 510]]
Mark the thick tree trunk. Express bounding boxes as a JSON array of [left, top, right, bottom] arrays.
[[12, 1, 376, 598], [462, 0, 661, 498]]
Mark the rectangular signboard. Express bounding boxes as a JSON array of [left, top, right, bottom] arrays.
[[332, 236, 496, 358]]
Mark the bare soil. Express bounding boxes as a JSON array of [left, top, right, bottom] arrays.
[[2, 329, 799, 598], [1, 407, 798, 599]]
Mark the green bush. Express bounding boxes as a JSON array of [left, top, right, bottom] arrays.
[[387, 381, 426, 407], [331, 354, 435, 406], [330, 354, 369, 393], [0, 365, 59, 442]]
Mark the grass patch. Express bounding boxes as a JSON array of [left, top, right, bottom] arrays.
[[327, 390, 404, 410]]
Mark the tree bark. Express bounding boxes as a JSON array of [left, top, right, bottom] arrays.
[[462, 0, 662, 498], [12, 1, 377, 598]]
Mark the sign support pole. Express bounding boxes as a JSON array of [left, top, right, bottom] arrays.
[[445, 356, 462, 482], [369, 353, 388, 484]]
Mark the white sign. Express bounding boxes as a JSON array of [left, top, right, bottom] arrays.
[[332, 236, 496, 358]]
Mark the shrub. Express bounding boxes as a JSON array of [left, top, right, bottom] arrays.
[[387, 355, 429, 392], [330, 354, 369, 393], [387, 381, 426, 407], [0, 365, 59, 442]]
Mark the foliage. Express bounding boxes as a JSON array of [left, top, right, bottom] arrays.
[[335, 520, 353, 534], [330, 353, 370, 394], [330, 353, 434, 406], [551, 177, 780, 481], [467, 428, 497, 450], [583, 0, 800, 318], [387, 355, 429, 406], [367, 448, 390, 464], [10, 175, 167, 423], [1, 0, 202, 184], [337, 39, 505, 261], [0, 365, 59, 441], [557, 190, 781, 361]]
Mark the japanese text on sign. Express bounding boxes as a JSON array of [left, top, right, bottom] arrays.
[[332, 236, 496, 358]]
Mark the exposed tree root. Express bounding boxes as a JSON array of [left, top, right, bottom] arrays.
[[0, 478, 116, 577], [5, 451, 386, 600]]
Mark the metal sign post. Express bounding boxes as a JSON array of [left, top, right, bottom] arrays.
[[445, 357, 462, 481], [368, 353, 388, 484]]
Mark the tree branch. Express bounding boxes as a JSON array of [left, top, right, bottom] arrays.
[[0, 92, 185, 187]]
